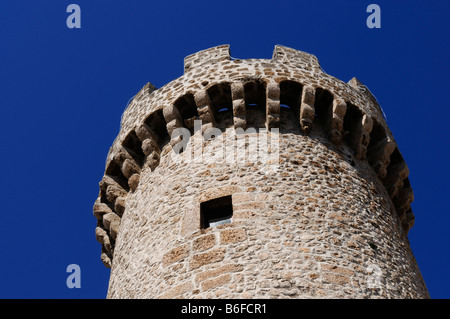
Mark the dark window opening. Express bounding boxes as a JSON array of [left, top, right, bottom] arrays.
[[200, 195, 233, 229], [343, 102, 364, 150], [122, 131, 145, 167], [386, 147, 404, 169], [346, 154, 356, 166], [280, 80, 303, 132], [207, 83, 233, 129], [403, 178, 411, 189], [367, 119, 387, 152], [244, 81, 266, 128], [314, 88, 334, 129], [174, 93, 199, 132], [100, 189, 109, 205], [144, 109, 170, 149], [105, 161, 129, 191], [343, 102, 363, 135]]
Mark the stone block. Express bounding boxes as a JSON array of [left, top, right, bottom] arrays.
[[128, 173, 140, 192], [190, 248, 225, 270], [220, 228, 247, 244], [195, 264, 243, 283], [201, 274, 231, 291], [193, 234, 216, 252], [158, 281, 193, 299], [162, 244, 190, 266]]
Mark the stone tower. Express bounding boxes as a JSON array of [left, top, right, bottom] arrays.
[[93, 45, 429, 299]]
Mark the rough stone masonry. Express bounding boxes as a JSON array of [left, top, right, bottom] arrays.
[[93, 45, 429, 299]]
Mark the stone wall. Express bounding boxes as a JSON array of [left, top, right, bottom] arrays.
[[93, 45, 428, 298]]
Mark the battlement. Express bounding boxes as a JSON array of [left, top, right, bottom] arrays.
[[272, 45, 322, 71], [183, 44, 322, 74], [184, 45, 231, 73], [94, 45, 416, 271]]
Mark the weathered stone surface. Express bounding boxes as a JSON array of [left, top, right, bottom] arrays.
[[195, 264, 243, 283], [322, 273, 350, 285], [368, 138, 395, 179], [157, 281, 193, 299], [300, 86, 315, 134], [100, 248, 112, 268], [195, 90, 216, 126], [162, 244, 190, 266], [95, 227, 111, 253], [193, 234, 216, 252], [198, 185, 241, 203], [121, 159, 140, 179], [135, 123, 157, 142], [102, 213, 121, 240], [220, 228, 247, 244], [350, 114, 373, 160], [93, 201, 112, 220], [327, 98, 347, 144], [147, 151, 160, 171], [99, 175, 122, 191], [141, 138, 160, 156], [128, 173, 140, 192], [114, 196, 126, 216], [266, 81, 280, 129], [320, 263, 355, 277], [201, 274, 231, 291], [113, 147, 133, 166], [105, 185, 127, 204], [190, 248, 226, 270], [231, 82, 246, 129]]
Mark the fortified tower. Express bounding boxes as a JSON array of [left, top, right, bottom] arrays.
[[93, 45, 429, 298]]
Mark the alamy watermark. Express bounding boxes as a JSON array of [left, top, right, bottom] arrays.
[[65, 4, 381, 30], [66, 4, 81, 29], [169, 120, 280, 175], [66, 264, 81, 288], [366, 4, 381, 29]]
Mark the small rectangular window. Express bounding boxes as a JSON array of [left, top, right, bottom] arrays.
[[200, 195, 233, 229]]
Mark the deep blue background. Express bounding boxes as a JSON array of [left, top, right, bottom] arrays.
[[0, 0, 448, 299]]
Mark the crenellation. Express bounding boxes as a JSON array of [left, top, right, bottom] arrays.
[[272, 45, 321, 72], [184, 45, 231, 73], [94, 45, 428, 299]]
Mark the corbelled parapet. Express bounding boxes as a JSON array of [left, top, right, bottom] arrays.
[[94, 45, 415, 269]]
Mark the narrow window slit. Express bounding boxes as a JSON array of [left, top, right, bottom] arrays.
[[200, 195, 233, 229]]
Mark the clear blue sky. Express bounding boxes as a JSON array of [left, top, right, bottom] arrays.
[[0, 0, 448, 299]]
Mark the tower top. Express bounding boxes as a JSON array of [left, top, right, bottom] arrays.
[[94, 45, 415, 269]]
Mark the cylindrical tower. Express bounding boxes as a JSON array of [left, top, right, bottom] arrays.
[[93, 45, 429, 298]]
